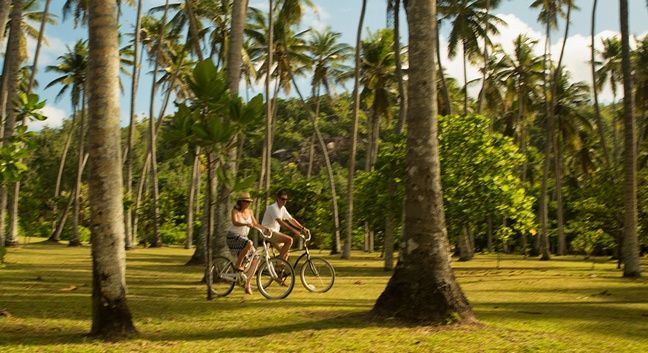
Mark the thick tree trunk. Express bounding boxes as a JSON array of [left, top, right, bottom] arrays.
[[1, 0, 24, 248], [619, 0, 641, 278], [87, 0, 136, 338], [373, 0, 475, 324]]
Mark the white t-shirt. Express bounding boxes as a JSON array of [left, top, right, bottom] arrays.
[[261, 202, 292, 232]]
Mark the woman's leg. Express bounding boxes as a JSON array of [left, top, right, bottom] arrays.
[[245, 257, 259, 294], [235, 241, 253, 271]]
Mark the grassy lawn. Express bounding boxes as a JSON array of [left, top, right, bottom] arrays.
[[1, 239, 647, 352]]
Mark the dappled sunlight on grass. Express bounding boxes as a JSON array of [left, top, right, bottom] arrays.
[[1, 239, 647, 352]]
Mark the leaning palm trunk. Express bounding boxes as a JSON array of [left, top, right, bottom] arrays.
[[124, 0, 144, 250], [145, 0, 172, 248], [282, 30, 342, 255], [70, 99, 87, 247], [50, 154, 89, 242], [343, 0, 367, 259], [48, 111, 78, 242]]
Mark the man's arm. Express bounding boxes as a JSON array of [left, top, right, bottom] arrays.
[[277, 218, 301, 236], [286, 218, 308, 234]]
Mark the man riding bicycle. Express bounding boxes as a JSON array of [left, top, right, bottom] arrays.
[[261, 190, 309, 261]]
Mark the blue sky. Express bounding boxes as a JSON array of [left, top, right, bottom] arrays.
[[5, 0, 647, 131]]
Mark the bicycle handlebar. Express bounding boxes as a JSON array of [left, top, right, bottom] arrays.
[[251, 226, 273, 239], [300, 229, 312, 242]]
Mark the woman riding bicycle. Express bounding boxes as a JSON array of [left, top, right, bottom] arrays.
[[226, 192, 268, 294]]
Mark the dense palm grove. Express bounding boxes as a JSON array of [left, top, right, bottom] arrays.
[[1, 1, 646, 272]]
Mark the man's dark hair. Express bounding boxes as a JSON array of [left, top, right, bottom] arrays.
[[276, 190, 288, 199]]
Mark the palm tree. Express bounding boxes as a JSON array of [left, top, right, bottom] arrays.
[[439, 0, 506, 115], [44, 39, 88, 242], [0, 0, 25, 247], [387, 0, 407, 133], [635, 35, 648, 148], [6, 0, 56, 249], [596, 36, 623, 162], [589, 0, 611, 168], [360, 28, 398, 172], [344, 0, 367, 261], [124, 0, 144, 249], [306, 27, 352, 178], [493, 34, 544, 254], [476, 0, 505, 114], [86, 0, 136, 338], [619, 0, 641, 278], [145, 0, 173, 248], [0, 1, 10, 42], [373, 0, 475, 324]]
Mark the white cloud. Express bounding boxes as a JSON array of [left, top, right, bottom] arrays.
[[438, 13, 646, 104], [28, 105, 68, 132]]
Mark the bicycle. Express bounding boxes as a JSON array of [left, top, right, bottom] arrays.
[[211, 227, 296, 299], [278, 229, 336, 293]]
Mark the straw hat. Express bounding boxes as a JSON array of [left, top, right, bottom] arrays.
[[237, 192, 253, 202]]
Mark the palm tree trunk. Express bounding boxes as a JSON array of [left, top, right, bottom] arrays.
[[0, 0, 24, 248], [393, 0, 407, 134], [70, 96, 87, 247], [50, 153, 88, 242], [589, 0, 611, 168], [185, 148, 201, 249], [0, 1, 10, 42], [259, 0, 275, 211], [344, 0, 367, 259], [373, 0, 474, 323], [462, 42, 469, 116], [436, 30, 453, 116], [551, 1, 572, 256], [619, 0, 641, 277], [87, 0, 136, 338], [284, 38, 342, 254], [212, 0, 249, 262], [124, 0, 144, 250], [146, 0, 172, 248], [537, 11, 553, 261]]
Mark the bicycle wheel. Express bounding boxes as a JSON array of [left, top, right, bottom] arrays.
[[211, 256, 235, 297], [256, 258, 295, 299], [300, 257, 335, 293]]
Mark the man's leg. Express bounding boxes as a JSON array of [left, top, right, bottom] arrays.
[[271, 232, 294, 261]]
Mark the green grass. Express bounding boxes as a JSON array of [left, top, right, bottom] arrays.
[[1, 239, 647, 352]]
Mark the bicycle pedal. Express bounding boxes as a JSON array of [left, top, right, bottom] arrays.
[[236, 273, 247, 286]]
